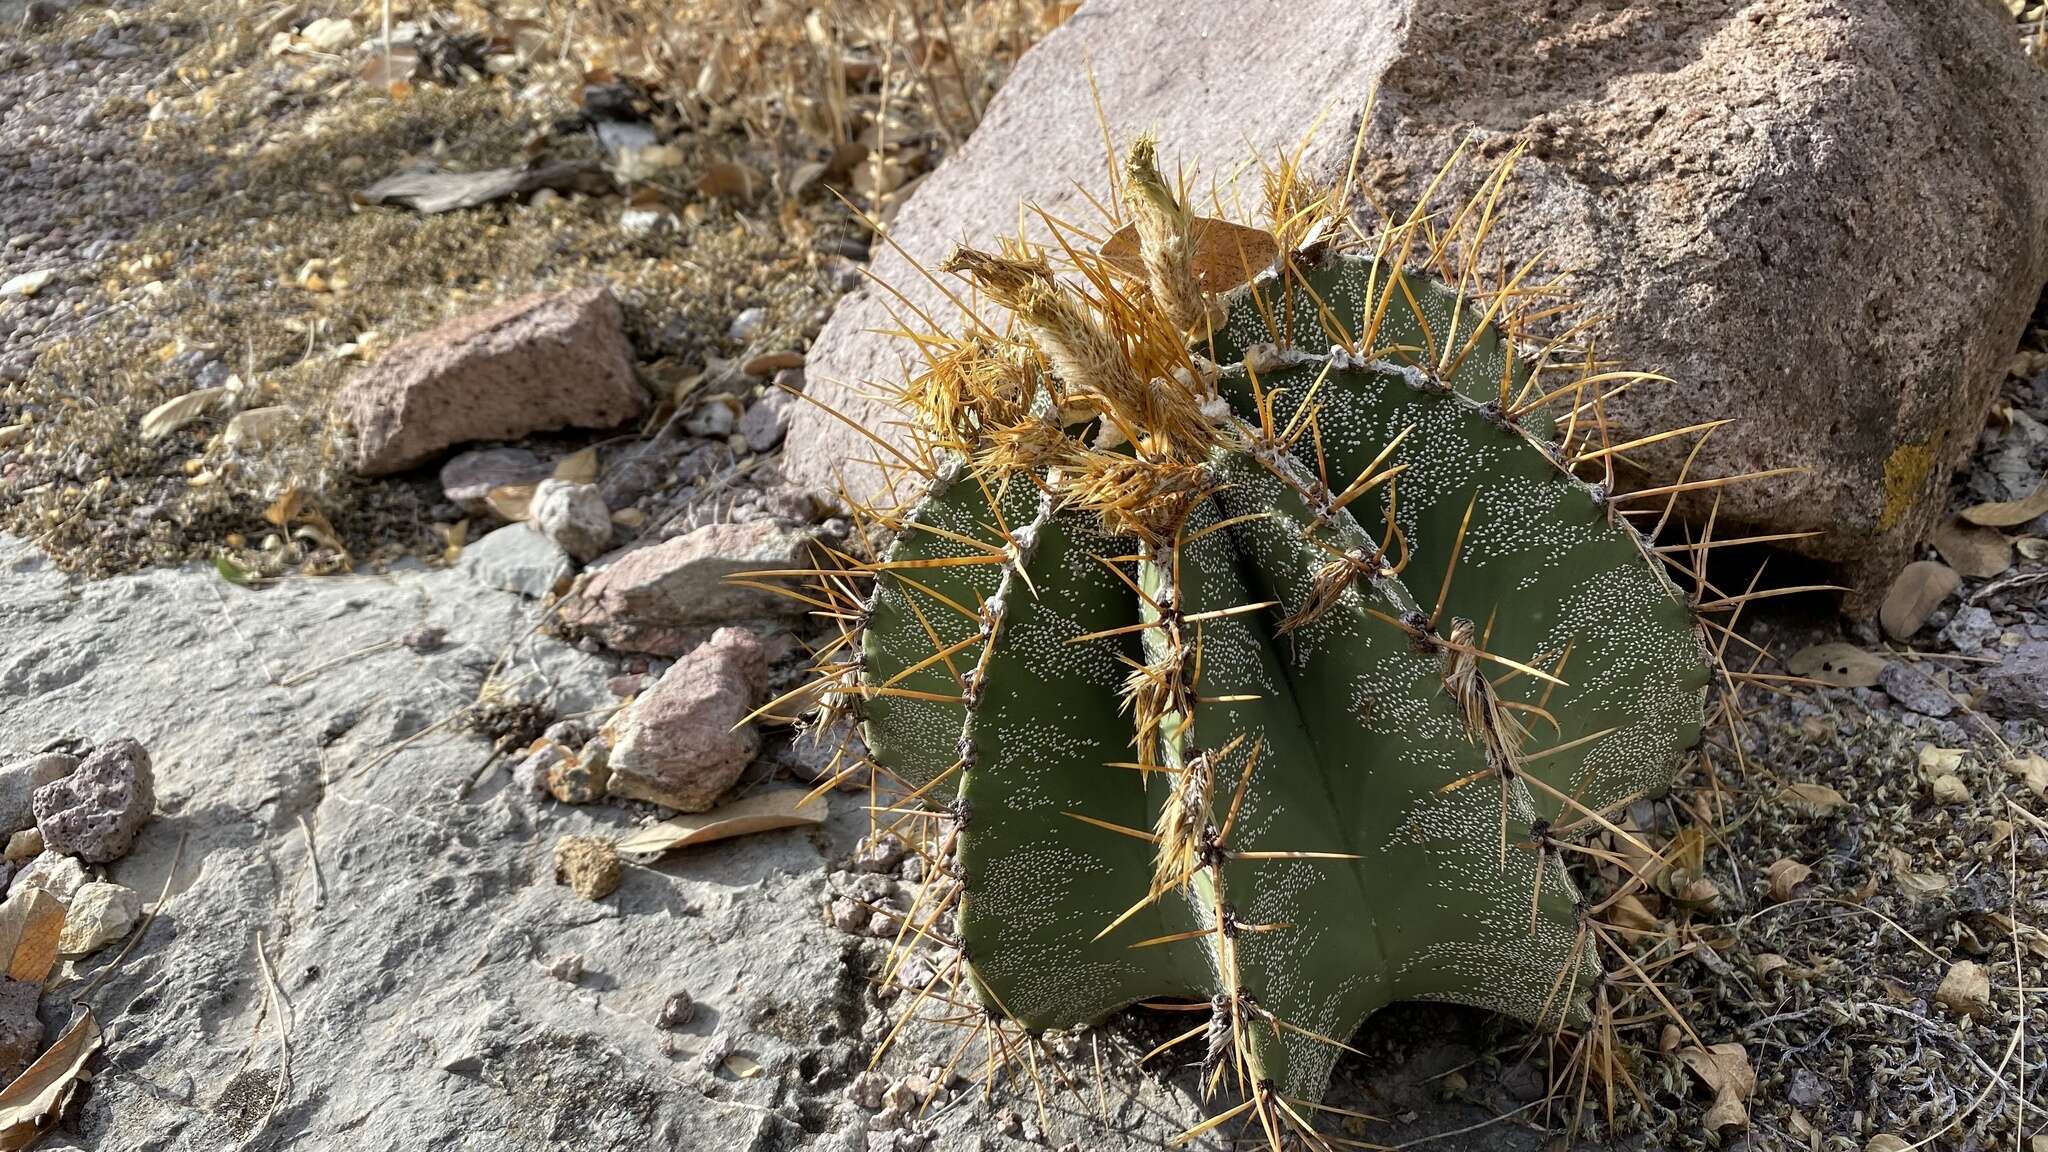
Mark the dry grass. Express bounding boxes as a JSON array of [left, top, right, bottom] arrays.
[[0, 0, 1068, 577], [565, 0, 1071, 216]]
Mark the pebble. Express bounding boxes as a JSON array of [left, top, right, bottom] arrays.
[[738, 390, 794, 452], [530, 479, 612, 563], [659, 990, 697, 1029], [57, 881, 142, 955], [728, 307, 768, 341], [2, 830, 41, 864], [846, 1069, 888, 1110], [34, 736, 154, 863], [552, 835, 621, 901], [8, 850, 88, 902], [1939, 605, 2000, 655], [0, 269, 54, 298], [1878, 661, 1956, 717]]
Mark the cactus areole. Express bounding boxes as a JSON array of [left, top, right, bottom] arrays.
[[833, 139, 1713, 1114]]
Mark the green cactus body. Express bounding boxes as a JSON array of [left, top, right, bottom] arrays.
[[850, 242, 1710, 1107]]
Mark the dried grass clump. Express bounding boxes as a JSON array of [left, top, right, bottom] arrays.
[[562, 0, 1073, 214]]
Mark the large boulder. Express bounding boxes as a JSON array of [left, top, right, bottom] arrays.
[[339, 286, 646, 476], [787, 0, 2048, 605]]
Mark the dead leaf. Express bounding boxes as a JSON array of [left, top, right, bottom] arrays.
[[1865, 1136, 1910, 1152], [223, 406, 291, 449], [698, 162, 762, 200], [721, 1053, 764, 1079], [0, 890, 65, 984], [617, 789, 828, 857], [742, 351, 805, 377], [262, 485, 304, 529], [440, 519, 468, 564], [1898, 871, 1950, 899], [139, 387, 229, 442], [486, 483, 537, 522], [1099, 216, 1279, 296], [1786, 642, 1886, 688], [1918, 745, 1966, 775], [1606, 892, 1661, 933], [2004, 752, 2048, 799], [1928, 773, 1970, 805], [1778, 782, 1846, 817], [1879, 560, 1960, 640], [1678, 1043, 1754, 1133], [1765, 858, 1812, 903], [356, 161, 609, 214], [1935, 959, 1991, 1019], [0, 1010, 100, 1150], [2017, 536, 2048, 562], [1754, 953, 1791, 980], [552, 447, 599, 484], [1931, 518, 2014, 579], [1960, 479, 2048, 528]]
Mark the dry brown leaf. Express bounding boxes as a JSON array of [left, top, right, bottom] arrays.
[[1100, 216, 1280, 295], [1865, 1136, 1910, 1152], [0, 1010, 100, 1150], [1754, 953, 1792, 980], [1785, 642, 1886, 688], [1778, 782, 1846, 816], [1765, 858, 1812, 903], [1931, 518, 2014, 578], [1879, 560, 1960, 640], [552, 447, 599, 484], [486, 483, 537, 522], [698, 161, 763, 200], [2004, 752, 2048, 798], [1606, 892, 1661, 933], [1898, 871, 1950, 899], [742, 351, 805, 377], [1935, 959, 1992, 1019], [617, 789, 828, 856], [440, 519, 469, 564], [1918, 745, 1966, 775], [139, 386, 229, 442], [262, 485, 303, 529], [1678, 1043, 1754, 1133], [1960, 479, 2048, 528], [1928, 773, 1970, 805], [0, 890, 65, 984], [2017, 536, 2048, 562], [223, 405, 291, 449]]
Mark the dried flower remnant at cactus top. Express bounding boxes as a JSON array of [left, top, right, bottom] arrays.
[[746, 125, 1802, 1145]]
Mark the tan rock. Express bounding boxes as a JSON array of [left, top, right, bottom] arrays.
[[555, 521, 815, 656], [553, 836, 620, 901], [339, 287, 645, 476], [607, 628, 767, 812], [57, 882, 142, 956], [2, 830, 39, 864], [786, 0, 2048, 608]]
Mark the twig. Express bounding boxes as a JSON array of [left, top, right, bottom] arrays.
[[278, 639, 401, 687], [74, 830, 188, 1003], [253, 931, 294, 1117], [296, 815, 326, 912]]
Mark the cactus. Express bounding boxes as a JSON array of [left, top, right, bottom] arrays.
[[785, 136, 1745, 1139]]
